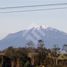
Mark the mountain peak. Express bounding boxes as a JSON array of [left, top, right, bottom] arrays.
[[32, 25, 48, 29]]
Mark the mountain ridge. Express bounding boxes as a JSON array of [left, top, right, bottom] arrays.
[[0, 26, 67, 50]]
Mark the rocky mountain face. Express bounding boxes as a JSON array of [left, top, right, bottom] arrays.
[[0, 26, 67, 50]]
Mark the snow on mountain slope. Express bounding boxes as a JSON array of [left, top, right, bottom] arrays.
[[0, 26, 67, 50]]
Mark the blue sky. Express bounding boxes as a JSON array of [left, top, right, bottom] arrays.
[[0, 0, 67, 39]]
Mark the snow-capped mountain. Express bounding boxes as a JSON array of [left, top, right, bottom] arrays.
[[0, 26, 67, 50]]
